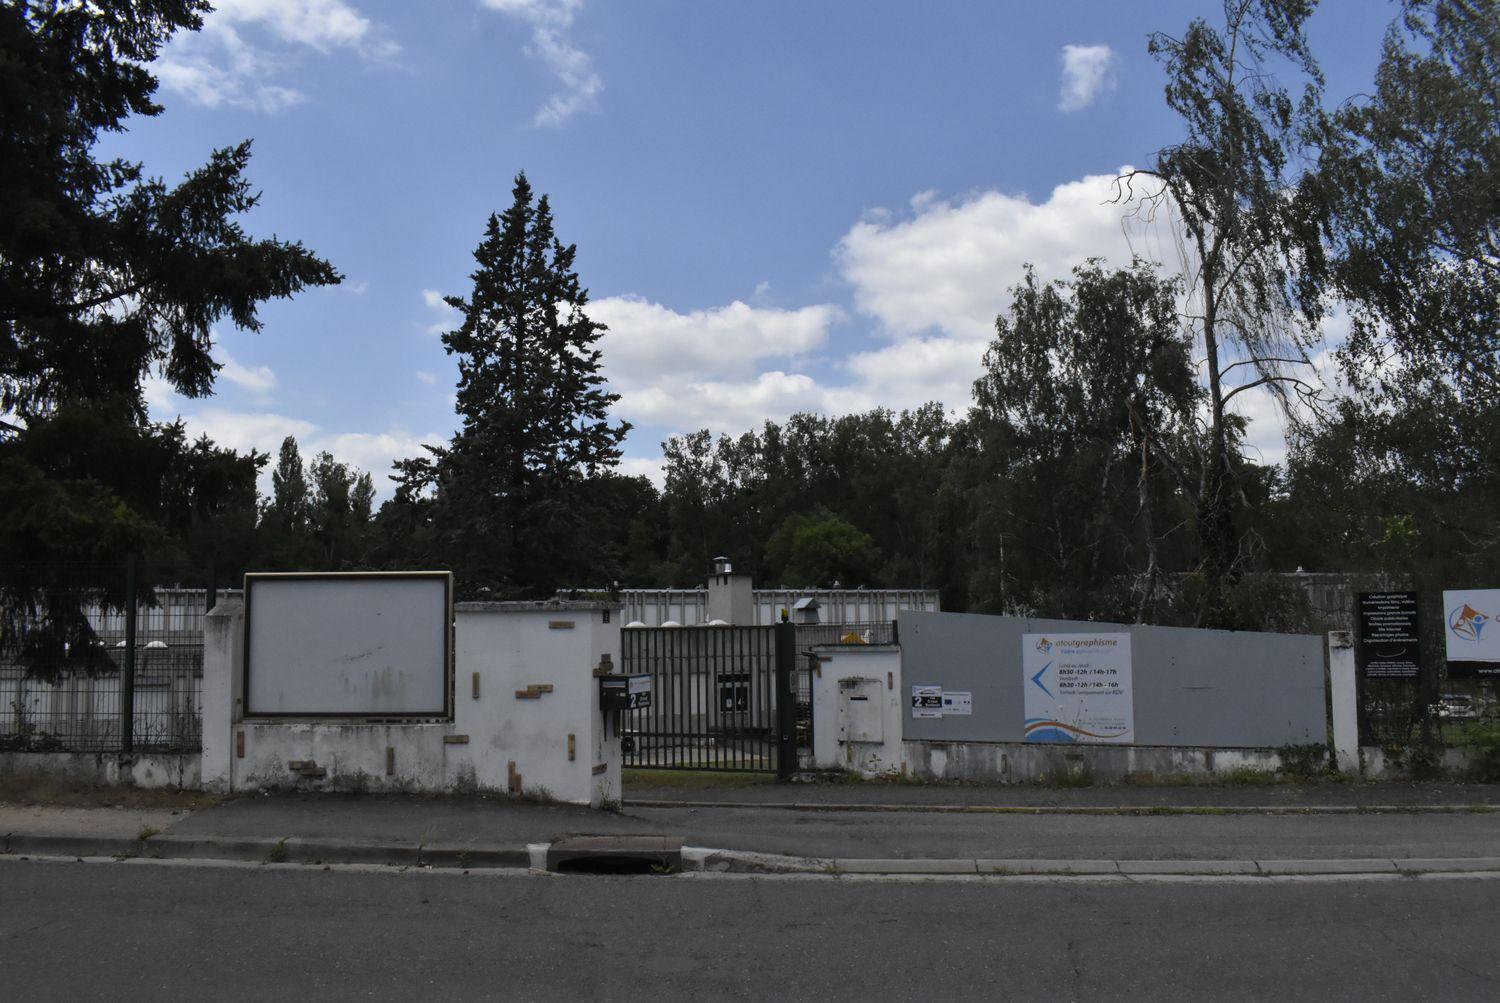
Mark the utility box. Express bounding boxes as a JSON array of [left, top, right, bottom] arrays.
[[838, 677, 884, 744], [600, 673, 652, 711]]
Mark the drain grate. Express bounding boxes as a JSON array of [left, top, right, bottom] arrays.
[[546, 835, 684, 875]]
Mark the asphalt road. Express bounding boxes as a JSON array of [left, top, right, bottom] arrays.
[[2, 859, 1497, 1000]]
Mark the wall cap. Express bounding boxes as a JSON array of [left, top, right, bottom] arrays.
[[455, 600, 623, 613]]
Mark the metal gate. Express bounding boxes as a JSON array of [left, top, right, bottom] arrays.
[[620, 623, 796, 775]]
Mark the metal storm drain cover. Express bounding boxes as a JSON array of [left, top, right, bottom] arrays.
[[545, 835, 684, 874]]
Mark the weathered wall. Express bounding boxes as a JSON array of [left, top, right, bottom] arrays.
[[202, 598, 623, 806], [0, 751, 200, 788], [810, 646, 903, 776], [903, 741, 1296, 783], [899, 611, 1327, 748]]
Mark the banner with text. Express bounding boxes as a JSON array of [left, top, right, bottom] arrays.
[[1022, 633, 1134, 743], [1444, 589, 1500, 678]]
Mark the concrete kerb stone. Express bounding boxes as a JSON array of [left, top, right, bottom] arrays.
[[977, 858, 1120, 875], [627, 799, 1498, 816], [1118, 859, 1261, 875], [1394, 857, 1500, 873], [832, 858, 980, 875], [1255, 858, 1401, 875]]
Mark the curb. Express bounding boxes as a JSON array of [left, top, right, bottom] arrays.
[[5, 833, 1499, 879], [627, 799, 1500, 816], [1, 832, 530, 869], [685, 849, 1500, 878]]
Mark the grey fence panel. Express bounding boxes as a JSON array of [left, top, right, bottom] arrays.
[[898, 610, 1327, 748]]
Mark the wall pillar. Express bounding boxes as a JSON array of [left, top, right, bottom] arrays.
[[1328, 630, 1359, 775], [200, 598, 244, 793]]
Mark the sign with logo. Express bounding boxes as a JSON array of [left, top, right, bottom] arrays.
[[1022, 633, 1133, 743], [940, 691, 972, 716], [910, 684, 943, 719], [1357, 592, 1421, 679], [1443, 589, 1500, 678]]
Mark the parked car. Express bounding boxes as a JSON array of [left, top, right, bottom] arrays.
[[1436, 694, 1479, 720]]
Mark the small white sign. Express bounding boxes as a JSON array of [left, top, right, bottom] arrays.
[[1444, 589, 1500, 662], [1022, 632, 1134, 743], [941, 691, 972, 715], [911, 684, 944, 719]]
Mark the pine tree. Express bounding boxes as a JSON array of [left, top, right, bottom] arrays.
[[398, 174, 629, 595], [269, 437, 310, 534]]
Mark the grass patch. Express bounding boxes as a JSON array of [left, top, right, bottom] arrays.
[[622, 769, 778, 791], [266, 838, 289, 864], [135, 826, 160, 841], [0, 775, 215, 810]]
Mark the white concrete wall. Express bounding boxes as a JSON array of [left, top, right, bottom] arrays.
[[810, 646, 904, 776], [201, 598, 623, 806]]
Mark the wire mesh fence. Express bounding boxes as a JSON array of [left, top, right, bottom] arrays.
[[0, 561, 213, 753]]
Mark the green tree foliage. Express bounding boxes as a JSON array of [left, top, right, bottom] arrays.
[[660, 405, 951, 588], [0, 0, 337, 585], [764, 511, 882, 588], [268, 436, 310, 535], [1121, 0, 1328, 625], [0, 0, 339, 419], [1317, 0, 1498, 402], [392, 174, 629, 596], [960, 261, 1201, 620]]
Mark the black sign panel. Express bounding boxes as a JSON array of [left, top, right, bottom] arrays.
[[1357, 591, 1421, 679]]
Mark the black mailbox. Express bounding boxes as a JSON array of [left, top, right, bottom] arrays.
[[600, 673, 652, 711]]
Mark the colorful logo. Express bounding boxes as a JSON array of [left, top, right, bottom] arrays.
[[1449, 604, 1490, 643], [1035, 637, 1052, 654]]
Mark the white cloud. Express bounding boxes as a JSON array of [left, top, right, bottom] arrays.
[[616, 371, 832, 434], [482, 0, 602, 126], [217, 348, 278, 396], [617, 456, 666, 487], [415, 370, 439, 385], [421, 288, 462, 336], [836, 172, 1159, 342], [313, 430, 433, 485], [1059, 44, 1116, 112], [174, 407, 317, 456], [155, 0, 396, 113], [592, 297, 839, 390]]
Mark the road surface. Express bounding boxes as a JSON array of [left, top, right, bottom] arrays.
[[2, 858, 1496, 1000]]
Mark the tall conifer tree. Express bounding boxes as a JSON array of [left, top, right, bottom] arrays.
[[398, 174, 628, 595]]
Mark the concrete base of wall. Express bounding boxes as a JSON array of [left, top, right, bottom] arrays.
[[903, 740, 1298, 784], [0, 752, 200, 789], [1359, 745, 1480, 780]]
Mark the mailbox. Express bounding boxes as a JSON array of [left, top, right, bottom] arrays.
[[600, 673, 652, 711]]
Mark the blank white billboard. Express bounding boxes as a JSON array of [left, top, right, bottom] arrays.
[[244, 573, 451, 717]]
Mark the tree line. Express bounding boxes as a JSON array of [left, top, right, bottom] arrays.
[[2, 0, 1495, 639]]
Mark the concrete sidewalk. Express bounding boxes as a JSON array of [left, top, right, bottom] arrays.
[[624, 777, 1500, 811], [4, 787, 1499, 876]]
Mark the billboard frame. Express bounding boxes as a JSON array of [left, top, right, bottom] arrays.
[[242, 570, 454, 720]]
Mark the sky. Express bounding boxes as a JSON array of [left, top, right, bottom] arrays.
[[117, 0, 1397, 497]]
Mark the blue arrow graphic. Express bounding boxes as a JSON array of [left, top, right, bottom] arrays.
[[1031, 661, 1053, 698]]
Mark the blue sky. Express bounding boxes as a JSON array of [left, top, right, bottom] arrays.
[[122, 1, 1394, 495]]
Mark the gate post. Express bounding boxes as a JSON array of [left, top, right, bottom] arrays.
[[120, 556, 138, 754], [774, 622, 796, 781]]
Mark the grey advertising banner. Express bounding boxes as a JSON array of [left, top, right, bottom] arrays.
[[898, 610, 1326, 748]]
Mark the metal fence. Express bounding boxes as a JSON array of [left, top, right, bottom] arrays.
[[620, 624, 780, 771], [1, 561, 212, 753], [618, 622, 896, 774]]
